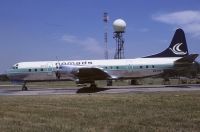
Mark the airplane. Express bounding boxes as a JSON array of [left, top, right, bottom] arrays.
[[6, 28, 199, 91]]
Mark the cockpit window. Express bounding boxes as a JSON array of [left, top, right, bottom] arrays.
[[12, 64, 19, 69]]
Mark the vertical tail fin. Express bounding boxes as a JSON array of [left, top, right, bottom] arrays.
[[144, 28, 189, 58]]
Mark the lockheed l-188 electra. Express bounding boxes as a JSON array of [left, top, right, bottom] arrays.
[[6, 28, 199, 90]]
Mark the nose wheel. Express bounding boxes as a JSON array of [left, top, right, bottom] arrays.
[[22, 82, 28, 91], [55, 71, 61, 80]]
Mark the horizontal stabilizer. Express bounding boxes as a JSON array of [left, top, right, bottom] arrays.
[[175, 54, 199, 63]]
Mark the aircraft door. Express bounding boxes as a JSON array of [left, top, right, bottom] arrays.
[[127, 59, 134, 72], [128, 64, 132, 72], [46, 63, 53, 75]]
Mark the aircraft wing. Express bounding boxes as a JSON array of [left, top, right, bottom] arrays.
[[57, 65, 112, 81], [76, 67, 112, 80]]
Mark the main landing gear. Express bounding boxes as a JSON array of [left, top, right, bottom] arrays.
[[107, 80, 112, 86], [77, 80, 98, 88], [90, 82, 97, 88], [22, 82, 28, 91]]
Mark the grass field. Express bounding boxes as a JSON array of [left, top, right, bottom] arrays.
[[0, 92, 200, 132]]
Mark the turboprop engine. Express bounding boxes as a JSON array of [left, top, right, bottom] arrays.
[[55, 65, 79, 80]]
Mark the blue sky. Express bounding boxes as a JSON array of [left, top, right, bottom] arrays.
[[0, 0, 200, 73]]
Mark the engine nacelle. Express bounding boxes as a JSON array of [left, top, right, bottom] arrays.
[[55, 65, 79, 80], [59, 65, 78, 74]]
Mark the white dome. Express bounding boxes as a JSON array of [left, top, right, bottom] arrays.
[[113, 19, 126, 32]]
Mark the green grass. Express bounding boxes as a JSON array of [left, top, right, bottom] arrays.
[[0, 92, 200, 132]]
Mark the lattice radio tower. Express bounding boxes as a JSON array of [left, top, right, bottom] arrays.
[[103, 12, 109, 59]]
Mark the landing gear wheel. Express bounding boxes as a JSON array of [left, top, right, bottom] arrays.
[[130, 79, 138, 85], [90, 82, 97, 88], [163, 77, 170, 85], [107, 80, 112, 86], [22, 86, 28, 91], [22, 83, 28, 91]]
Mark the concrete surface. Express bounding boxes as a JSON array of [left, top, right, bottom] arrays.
[[0, 84, 199, 96]]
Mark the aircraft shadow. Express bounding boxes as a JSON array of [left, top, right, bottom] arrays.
[[76, 87, 110, 93]]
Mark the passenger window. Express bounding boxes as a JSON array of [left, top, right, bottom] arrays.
[[29, 69, 31, 72], [35, 69, 37, 72], [146, 65, 148, 68], [140, 66, 143, 69], [152, 65, 155, 68], [116, 66, 119, 69], [41, 68, 44, 71]]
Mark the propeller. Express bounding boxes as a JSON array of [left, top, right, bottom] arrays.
[[55, 56, 61, 80]]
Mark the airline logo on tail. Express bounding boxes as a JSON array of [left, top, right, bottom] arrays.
[[169, 43, 187, 55]]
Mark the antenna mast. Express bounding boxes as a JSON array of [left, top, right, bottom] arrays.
[[103, 12, 109, 59]]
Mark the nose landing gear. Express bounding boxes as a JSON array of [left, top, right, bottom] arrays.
[[22, 82, 28, 91]]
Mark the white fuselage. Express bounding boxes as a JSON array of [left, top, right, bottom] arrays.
[[7, 57, 180, 82]]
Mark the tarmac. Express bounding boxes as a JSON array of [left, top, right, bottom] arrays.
[[0, 84, 200, 96]]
